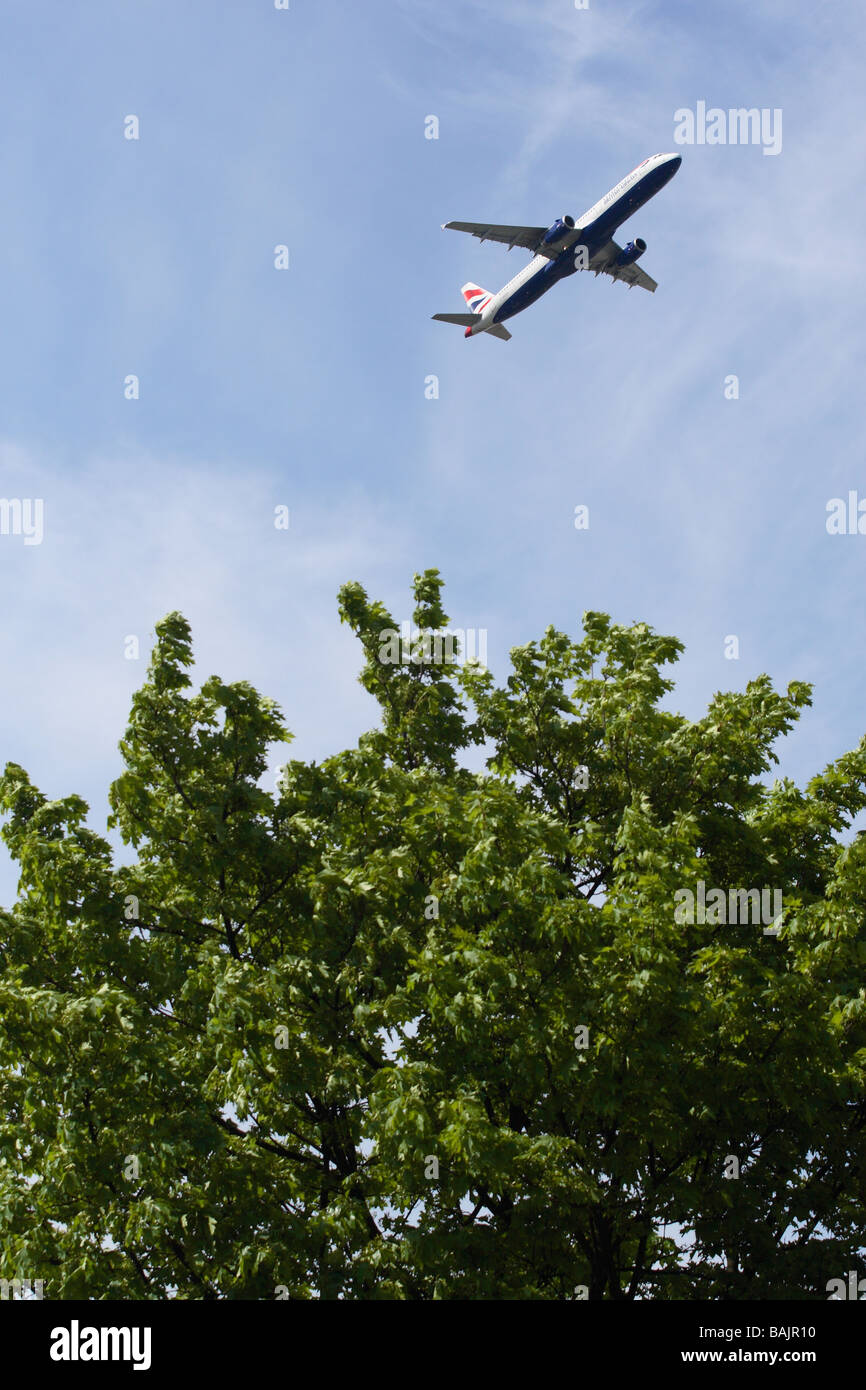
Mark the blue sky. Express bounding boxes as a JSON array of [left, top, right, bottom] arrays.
[[1, 0, 865, 905]]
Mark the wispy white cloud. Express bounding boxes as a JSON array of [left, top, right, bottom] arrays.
[[0, 438, 416, 903]]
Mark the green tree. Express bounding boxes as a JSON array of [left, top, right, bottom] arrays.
[[1, 570, 864, 1299]]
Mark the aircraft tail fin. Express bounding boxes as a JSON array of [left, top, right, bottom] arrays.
[[461, 282, 493, 313]]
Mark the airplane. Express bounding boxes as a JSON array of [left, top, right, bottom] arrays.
[[432, 152, 681, 341]]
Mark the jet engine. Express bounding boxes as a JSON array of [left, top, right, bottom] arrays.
[[615, 237, 647, 266], [541, 214, 577, 248]]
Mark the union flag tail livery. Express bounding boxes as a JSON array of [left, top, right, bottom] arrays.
[[461, 283, 492, 313], [432, 152, 681, 341]]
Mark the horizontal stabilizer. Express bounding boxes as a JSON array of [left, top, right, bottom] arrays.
[[432, 312, 481, 327], [485, 322, 512, 341]]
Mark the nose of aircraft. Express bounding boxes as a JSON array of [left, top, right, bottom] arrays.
[[666, 153, 682, 171]]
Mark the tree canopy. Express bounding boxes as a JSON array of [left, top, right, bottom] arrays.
[[1, 569, 864, 1299]]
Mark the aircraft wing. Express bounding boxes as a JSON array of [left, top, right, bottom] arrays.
[[442, 221, 549, 254], [588, 239, 658, 292]]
